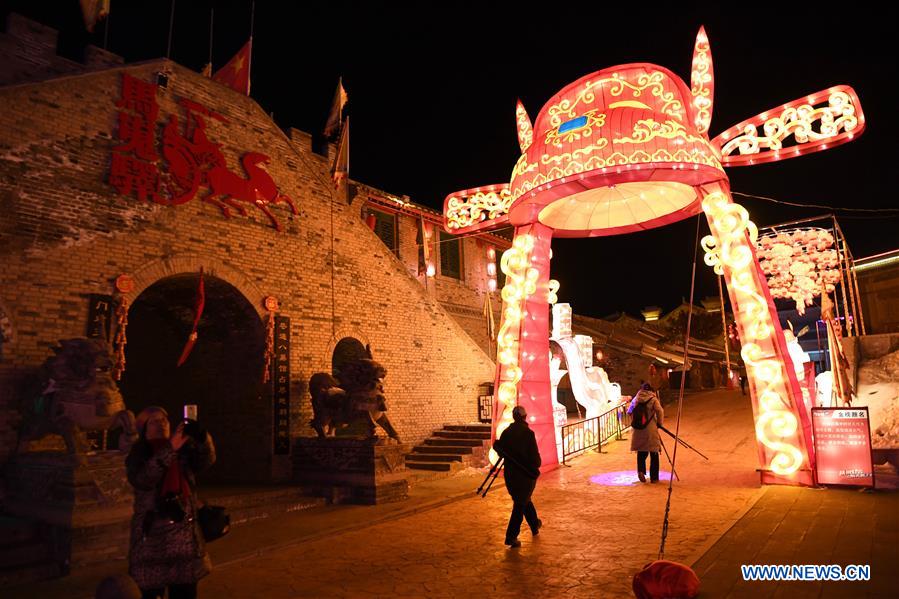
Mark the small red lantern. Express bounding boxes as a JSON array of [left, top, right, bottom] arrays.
[[115, 274, 135, 294]]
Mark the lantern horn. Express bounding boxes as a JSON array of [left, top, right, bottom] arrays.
[[515, 99, 534, 153], [711, 85, 865, 167], [691, 25, 714, 135]]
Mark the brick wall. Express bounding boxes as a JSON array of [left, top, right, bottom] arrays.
[[358, 189, 509, 357], [0, 13, 123, 87], [0, 59, 494, 479]]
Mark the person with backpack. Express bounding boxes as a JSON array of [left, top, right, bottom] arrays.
[[628, 383, 664, 483]]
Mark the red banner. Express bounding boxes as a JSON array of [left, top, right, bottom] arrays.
[[811, 407, 874, 487]]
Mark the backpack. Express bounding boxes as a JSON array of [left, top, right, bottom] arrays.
[[631, 400, 652, 430]]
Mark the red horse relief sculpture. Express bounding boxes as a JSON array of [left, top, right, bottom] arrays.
[[111, 74, 297, 231]]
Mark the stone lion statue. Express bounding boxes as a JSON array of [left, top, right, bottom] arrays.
[[309, 358, 400, 443], [17, 338, 138, 454]]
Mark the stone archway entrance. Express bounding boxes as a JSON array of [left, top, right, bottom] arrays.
[[120, 273, 269, 482]]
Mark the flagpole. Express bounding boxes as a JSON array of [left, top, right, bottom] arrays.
[[166, 0, 176, 59], [208, 7, 214, 66], [247, 1, 255, 95], [421, 215, 428, 293], [103, 6, 110, 50], [344, 117, 350, 204], [329, 155, 336, 339]]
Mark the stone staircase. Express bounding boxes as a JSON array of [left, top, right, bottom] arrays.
[[405, 424, 491, 475]]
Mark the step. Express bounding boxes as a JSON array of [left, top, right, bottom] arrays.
[[444, 425, 492, 432], [405, 461, 453, 472], [0, 541, 52, 569], [433, 430, 491, 440], [199, 486, 326, 526], [0, 561, 63, 588], [223, 497, 327, 526], [413, 444, 474, 455], [0, 516, 40, 547], [203, 485, 318, 509], [405, 453, 463, 463], [424, 438, 483, 447]]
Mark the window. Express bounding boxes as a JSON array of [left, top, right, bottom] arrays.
[[369, 208, 398, 255], [439, 231, 462, 280]]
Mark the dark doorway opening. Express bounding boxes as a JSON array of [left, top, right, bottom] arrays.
[[120, 274, 268, 482]]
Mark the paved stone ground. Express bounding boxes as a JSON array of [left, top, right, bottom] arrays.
[[193, 389, 767, 598], [694, 485, 898, 598], [9, 389, 897, 598]]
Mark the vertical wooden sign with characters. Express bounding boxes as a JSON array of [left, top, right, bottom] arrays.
[[87, 294, 114, 341], [272, 315, 291, 455]]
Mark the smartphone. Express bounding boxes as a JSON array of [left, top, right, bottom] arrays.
[[183, 404, 198, 422]]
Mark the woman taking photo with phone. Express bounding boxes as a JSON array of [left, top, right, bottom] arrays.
[[126, 406, 216, 599]]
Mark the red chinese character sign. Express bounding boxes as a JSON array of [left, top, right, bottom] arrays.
[[110, 74, 297, 231], [443, 27, 866, 486], [811, 408, 874, 487]]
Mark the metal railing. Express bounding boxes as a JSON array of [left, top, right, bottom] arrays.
[[561, 401, 631, 464]]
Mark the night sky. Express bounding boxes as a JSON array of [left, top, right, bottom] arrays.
[[7, 1, 898, 318]]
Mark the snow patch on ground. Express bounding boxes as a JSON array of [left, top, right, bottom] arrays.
[[856, 349, 899, 448]]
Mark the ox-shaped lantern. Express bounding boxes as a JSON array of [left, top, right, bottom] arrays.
[[444, 27, 865, 486]]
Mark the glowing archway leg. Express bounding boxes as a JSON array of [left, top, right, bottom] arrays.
[[701, 183, 814, 486], [490, 222, 557, 468]]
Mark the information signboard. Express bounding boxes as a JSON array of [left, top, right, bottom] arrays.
[[811, 407, 874, 487]]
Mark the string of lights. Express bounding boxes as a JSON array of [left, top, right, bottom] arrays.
[[732, 191, 899, 213], [388, 225, 514, 253]]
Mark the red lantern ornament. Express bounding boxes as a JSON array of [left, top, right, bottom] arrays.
[[442, 26, 866, 485]]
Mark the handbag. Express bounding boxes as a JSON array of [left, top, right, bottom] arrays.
[[197, 504, 230, 542]]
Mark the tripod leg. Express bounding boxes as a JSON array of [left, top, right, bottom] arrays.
[[482, 460, 503, 497], [477, 464, 496, 495], [660, 426, 710, 460], [478, 458, 500, 495], [659, 436, 679, 481]]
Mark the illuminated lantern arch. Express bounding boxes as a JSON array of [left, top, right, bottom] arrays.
[[443, 26, 865, 486]]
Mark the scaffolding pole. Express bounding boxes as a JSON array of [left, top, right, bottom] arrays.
[[832, 216, 854, 336], [833, 219, 867, 336]]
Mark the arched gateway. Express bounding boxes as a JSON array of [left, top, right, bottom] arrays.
[[441, 27, 865, 485], [121, 272, 268, 482]]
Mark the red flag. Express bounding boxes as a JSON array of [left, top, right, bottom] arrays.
[[177, 269, 205, 367], [213, 39, 252, 95], [331, 117, 349, 189], [80, 0, 110, 32], [323, 78, 347, 138]]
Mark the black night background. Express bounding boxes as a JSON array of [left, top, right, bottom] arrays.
[[7, 0, 897, 318]]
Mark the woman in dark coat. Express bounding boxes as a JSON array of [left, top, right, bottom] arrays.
[[628, 384, 664, 483], [126, 407, 215, 599]]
